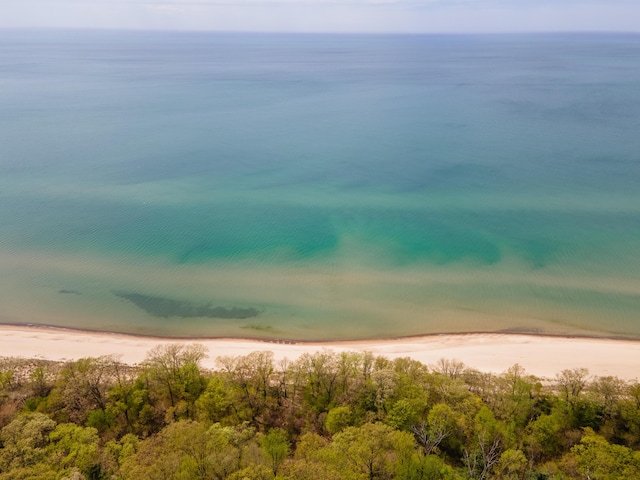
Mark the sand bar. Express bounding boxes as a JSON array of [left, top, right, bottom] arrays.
[[1, 325, 639, 380]]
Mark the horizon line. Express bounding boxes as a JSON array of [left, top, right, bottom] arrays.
[[2, 26, 640, 36]]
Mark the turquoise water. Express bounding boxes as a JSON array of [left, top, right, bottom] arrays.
[[1, 31, 640, 339]]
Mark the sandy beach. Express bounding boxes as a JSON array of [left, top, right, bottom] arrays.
[[1, 325, 639, 380]]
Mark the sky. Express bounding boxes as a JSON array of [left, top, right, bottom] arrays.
[[0, 0, 639, 33]]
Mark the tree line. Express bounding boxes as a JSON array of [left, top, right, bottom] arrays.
[[1, 344, 639, 479]]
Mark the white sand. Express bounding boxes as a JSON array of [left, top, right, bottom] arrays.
[[1, 325, 639, 380]]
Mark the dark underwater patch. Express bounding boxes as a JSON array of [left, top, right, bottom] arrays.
[[240, 324, 280, 333], [113, 291, 260, 319], [59, 289, 81, 295]]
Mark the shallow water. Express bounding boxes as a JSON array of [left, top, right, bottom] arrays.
[[1, 31, 639, 339]]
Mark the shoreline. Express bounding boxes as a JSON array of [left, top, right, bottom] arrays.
[[2, 324, 640, 380], [4, 321, 639, 343]]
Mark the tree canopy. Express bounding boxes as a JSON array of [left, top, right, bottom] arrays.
[[1, 349, 639, 479]]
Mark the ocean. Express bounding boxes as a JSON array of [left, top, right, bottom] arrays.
[[1, 30, 639, 339]]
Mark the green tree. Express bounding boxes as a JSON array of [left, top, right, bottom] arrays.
[[46, 423, 103, 479], [143, 344, 208, 422], [325, 405, 354, 435], [121, 420, 261, 480], [413, 403, 459, 456], [107, 374, 156, 436], [463, 406, 506, 480], [218, 351, 277, 426], [226, 464, 275, 480], [525, 412, 565, 460], [556, 368, 589, 419], [102, 433, 138, 478], [567, 428, 640, 479], [331, 422, 415, 479], [493, 449, 527, 480], [260, 428, 290, 476], [195, 375, 232, 424], [494, 365, 539, 430], [0, 413, 56, 471], [47, 356, 119, 424], [401, 454, 463, 480], [620, 382, 640, 448], [297, 352, 341, 415]]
